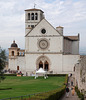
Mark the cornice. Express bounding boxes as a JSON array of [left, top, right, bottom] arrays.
[[25, 35, 63, 37], [25, 52, 62, 54]]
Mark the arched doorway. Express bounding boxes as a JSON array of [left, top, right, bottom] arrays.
[[44, 61, 49, 71], [36, 56, 51, 71], [39, 61, 43, 68]]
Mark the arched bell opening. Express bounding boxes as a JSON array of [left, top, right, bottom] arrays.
[[12, 51, 14, 56], [31, 13, 34, 20], [35, 13, 38, 20], [28, 13, 30, 20]]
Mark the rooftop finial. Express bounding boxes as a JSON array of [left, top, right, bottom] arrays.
[[34, 3, 36, 9], [13, 40, 15, 43]]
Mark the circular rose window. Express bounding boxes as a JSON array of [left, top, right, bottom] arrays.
[[38, 38, 49, 50]]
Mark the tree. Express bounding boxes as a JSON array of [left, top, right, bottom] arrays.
[[0, 47, 7, 82]]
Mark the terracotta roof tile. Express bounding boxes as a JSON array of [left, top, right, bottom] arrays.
[[56, 26, 63, 28], [64, 36, 79, 41]]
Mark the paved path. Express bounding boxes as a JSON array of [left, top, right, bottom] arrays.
[[60, 75, 80, 100], [60, 90, 80, 100]]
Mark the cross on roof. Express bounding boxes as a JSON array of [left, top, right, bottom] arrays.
[[34, 3, 36, 8]]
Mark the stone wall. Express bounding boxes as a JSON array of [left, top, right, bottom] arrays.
[[75, 56, 86, 92], [63, 38, 72, 54], [63, 38, 79, 55]]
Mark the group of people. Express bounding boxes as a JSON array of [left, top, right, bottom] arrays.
[[65, 74, 75, 98], [66, 86, 75, 97]]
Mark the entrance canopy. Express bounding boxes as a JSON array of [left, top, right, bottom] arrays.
[[35, 68, 48, 79], [36, 68, 46, 74]]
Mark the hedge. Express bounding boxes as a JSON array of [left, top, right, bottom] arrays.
[[22, 85, 66, 100], [75, 86, 84, 100], [0, 73, 24, 76], [0, 74, 66, 77], [23, 74, 68, 100], [47, 74, 66, 77], [0, 74, 17, 76]]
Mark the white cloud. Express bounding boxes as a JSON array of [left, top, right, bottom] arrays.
[[0, 0, 86, 53]]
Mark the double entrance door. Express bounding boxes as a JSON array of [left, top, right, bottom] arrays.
[[39, 61, 49, 71]]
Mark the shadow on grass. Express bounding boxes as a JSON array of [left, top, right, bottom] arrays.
[[0, 88, 12, 90]]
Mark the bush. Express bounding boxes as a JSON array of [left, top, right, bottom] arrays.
[[29, 85, 66, 100], [75, 87, 84, 100]]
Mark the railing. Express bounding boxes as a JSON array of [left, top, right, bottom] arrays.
[[0, 90, 51, 100], [0, 93, 41, 100]]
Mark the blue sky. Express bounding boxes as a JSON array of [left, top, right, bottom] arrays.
[[0, 0, 86, 54]]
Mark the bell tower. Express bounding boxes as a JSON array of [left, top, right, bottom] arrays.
[[25, 8, 44, 35]]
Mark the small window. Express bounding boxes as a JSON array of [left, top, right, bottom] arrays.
[[28, 13, 30, 20], [31, 25, 34, 28], [41, 29, 46, 34], [17, 66, 19, 70], [12, 51, 14, 56], [35, 13, 38, 20], [28, 25, 30, 27], [31, 13, 34, 20]]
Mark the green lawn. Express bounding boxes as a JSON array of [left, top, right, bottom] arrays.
[[0, 76, 65, 99]]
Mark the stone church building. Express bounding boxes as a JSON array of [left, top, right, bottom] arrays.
[[8, 8, 80, 76]]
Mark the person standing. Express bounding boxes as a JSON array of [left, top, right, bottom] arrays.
[[71, 87, 75, 96], [66, 86, 69, 97], [71, 80, 73, 86]]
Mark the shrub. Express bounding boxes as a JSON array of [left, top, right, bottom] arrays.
[[75, 87, 84, 100], [29, 85, 66, 100]]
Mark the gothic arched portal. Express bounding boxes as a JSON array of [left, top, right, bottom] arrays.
[[36, 56, 51, 71]]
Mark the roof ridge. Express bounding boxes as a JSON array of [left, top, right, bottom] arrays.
[[25, 8, 44, 13]]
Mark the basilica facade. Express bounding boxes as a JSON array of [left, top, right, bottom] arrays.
[[8, 8, 80, 76]]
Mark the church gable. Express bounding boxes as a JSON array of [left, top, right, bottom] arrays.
[[26, 18, 61, 37]]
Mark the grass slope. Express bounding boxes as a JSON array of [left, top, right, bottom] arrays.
[[0, 76, 65, 99]]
